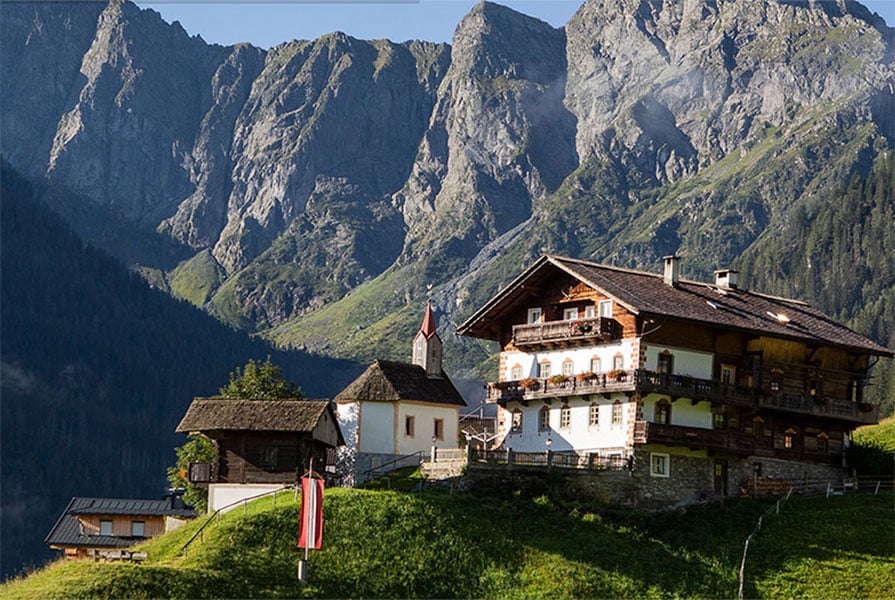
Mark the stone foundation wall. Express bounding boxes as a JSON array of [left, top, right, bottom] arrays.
[[466, 451, 849, 508]]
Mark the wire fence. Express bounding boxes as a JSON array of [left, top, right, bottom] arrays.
[[737, 476, 892, 599]]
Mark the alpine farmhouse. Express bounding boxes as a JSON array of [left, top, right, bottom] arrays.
[[458, 255, 892, 507]]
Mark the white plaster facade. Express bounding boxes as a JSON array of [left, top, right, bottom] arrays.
[[502, 339, 639, 381], [208, 483, 286, 513]]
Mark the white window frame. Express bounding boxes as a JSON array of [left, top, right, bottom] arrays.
[[560, 405, 571, 429], [511, 409, 523, 432], [590, 357, 602, 374], [650, 453, 670, 478], [562, 359, 575, 376], [538, 406, 550, 432], [538, 361, 551, 379], [527, 308, 542, 324], [585, 305, 596, 319], [599, 300, 613, 318], [563, 307, 578, 321], [612, 401, 623, 426], [511, 364, 523, 380]]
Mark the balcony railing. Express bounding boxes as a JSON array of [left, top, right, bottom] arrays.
[[633, 421, 843, 464], [512, 317, 620, 348], [760, 392, 877, 423], [488, 370, 878, 423], [470, 448, 631, 471]]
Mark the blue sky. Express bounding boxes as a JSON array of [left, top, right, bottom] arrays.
[[139, 0, 894, 49]]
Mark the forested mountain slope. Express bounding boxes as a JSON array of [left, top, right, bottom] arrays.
[[0, 163, 360, 578]]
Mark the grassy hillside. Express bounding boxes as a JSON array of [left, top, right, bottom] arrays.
[[4, 487, 892, 599]]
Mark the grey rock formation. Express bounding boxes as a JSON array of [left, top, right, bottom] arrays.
[[1, 0, 892, 355]]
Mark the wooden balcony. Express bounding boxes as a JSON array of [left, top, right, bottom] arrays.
[[633, 421, 843, 464], [512, 317, 620, 349], [486, 370, 637, 404], [487, 370, 879, 424], [759, 392, 877, 424]]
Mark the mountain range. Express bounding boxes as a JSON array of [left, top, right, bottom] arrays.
[[1, 0, 893, 575]]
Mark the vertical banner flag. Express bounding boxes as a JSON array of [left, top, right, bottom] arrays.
[[298, 476, 324, 550]]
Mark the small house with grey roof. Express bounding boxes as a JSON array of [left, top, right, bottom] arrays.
[[457, 254, 892, 507], [335, 302, 466, 486], [45, 494, 198, 560]]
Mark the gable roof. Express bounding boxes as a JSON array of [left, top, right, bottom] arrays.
[[45, 497, 198, 548], [175, 398, 344, 446], [457, 255, 893, 357], [334, 360, 466, 406]]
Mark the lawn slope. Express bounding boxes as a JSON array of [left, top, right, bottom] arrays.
[[3, 487, 893, 599]]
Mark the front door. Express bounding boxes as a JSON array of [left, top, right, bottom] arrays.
[[713, 459, 728, 496]]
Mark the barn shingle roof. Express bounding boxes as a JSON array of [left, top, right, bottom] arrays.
[[334, 360, 466, 406], [458, 255, 893, 357], [175, 398, 333, 433]]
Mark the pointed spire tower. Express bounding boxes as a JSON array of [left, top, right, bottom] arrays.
[[412, 301, 443, 377]]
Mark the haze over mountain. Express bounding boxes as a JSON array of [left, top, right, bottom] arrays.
[[1, 0, 893, 572]]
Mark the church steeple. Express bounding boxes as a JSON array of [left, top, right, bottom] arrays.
[[413, 301, 443, 377]]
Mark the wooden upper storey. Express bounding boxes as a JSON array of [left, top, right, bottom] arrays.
[[458, 255, 892, 361]]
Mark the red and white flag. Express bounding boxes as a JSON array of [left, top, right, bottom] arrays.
[[298, 476, 324, 550]]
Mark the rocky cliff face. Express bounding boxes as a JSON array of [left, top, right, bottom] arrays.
[[2, 0, 893, 366]]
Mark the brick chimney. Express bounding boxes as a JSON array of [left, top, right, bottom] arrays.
[[663, 256, 680, 287]]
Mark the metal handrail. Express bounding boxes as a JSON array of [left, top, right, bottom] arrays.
[[360, 451, 424, 480], [181, 485, 292, 554]]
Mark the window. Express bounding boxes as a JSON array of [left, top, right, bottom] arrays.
[[657, 351, 674, 374], [585, 305, 596, 319], [434, 418, 444, 441], [713, 412, 727, 430], [589, 403, 600, 427], [817, 432, 829, 453], [720, 364, 736, 385], [613, 354, 624, 371], [650, 453, 670, 477], [405, 415, 415, 437], [769, 369, 783, 395], [511, 364, 523, 380], [654, 399, 671, 425], [511, 409, 523, 432], [612, 400, 623, 425], [100, 520, 113, 536], [261, 446, 278, 468], [562, 359, 575, 377], [599, 300, 613, 318], [563, 307, 578, 321], [590, 357, 602, 374], [538, 361, 551, 379], [527, 308, 542, 324], [753, 417, 764, 438], [538, 406, 550, 432], [131, 521, 145, 537], [560, 404, 571, 429], [784, 428, 797, 449]]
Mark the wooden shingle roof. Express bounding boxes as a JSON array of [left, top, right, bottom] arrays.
[[175, 398, 337, 434], [458, 255, 893, 357], [334, 360, 466, 406]]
